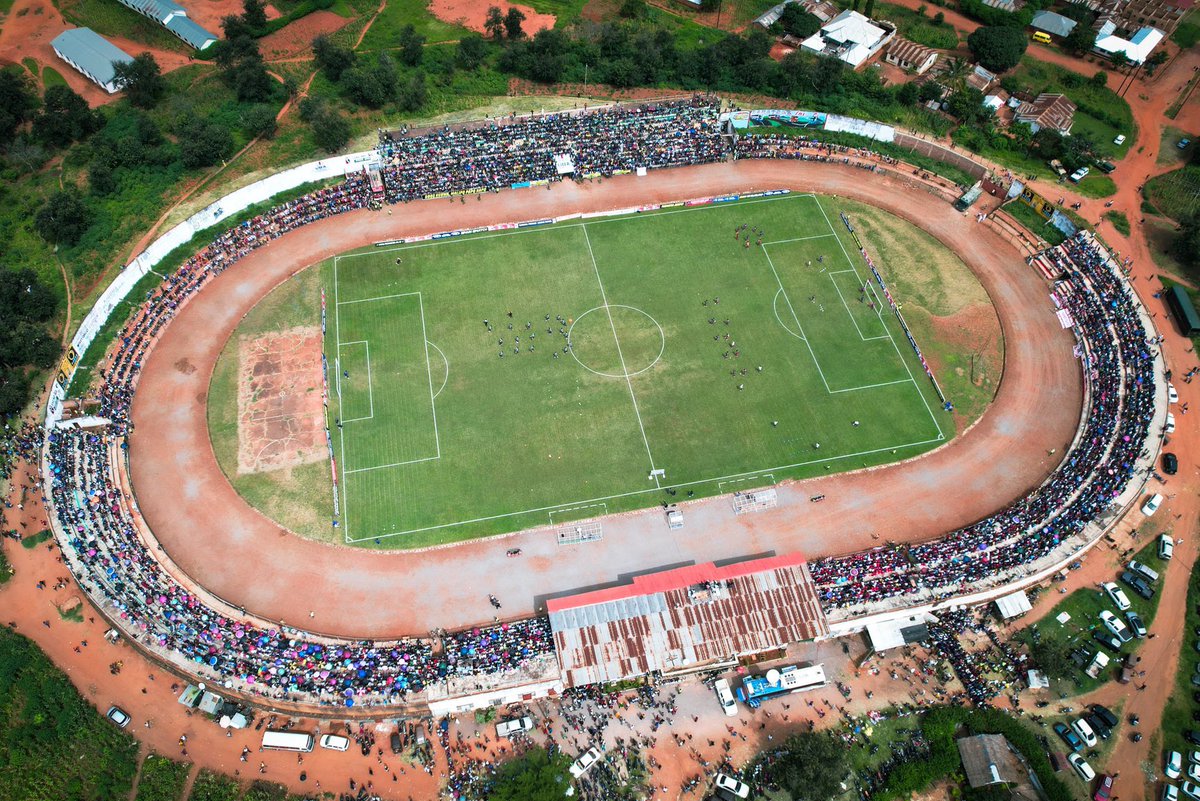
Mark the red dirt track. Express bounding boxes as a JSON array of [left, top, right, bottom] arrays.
[[128, 160, 1082, 639]]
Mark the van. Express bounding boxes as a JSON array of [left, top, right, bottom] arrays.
[[261, 730, 314, 752], [495, 716, 534, 738], [1161, 534, 1176, 560], [1128, 560, 1160, 583], [1032, 31, 1052, 43]]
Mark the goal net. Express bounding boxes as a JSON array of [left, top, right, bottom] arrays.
[[557, 520, 603, 545], [732, 488, 778, 515]]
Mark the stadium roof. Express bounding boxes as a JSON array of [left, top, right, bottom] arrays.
[[50, 28, 134, 94], [1031, 10, 1078, 37], [549, 553, 828, 686], [165, 15, 218, 50]]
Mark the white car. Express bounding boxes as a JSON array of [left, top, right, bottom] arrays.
[[1114, 134, 1126, 145], [1189, 751, 1200, 764], [1142, 493, 1164, 517], [1100, 610, 1132, 643], [714, 678, 738, 717], [1166, 784, 1180, 801], [1070, 753, 1095, 781], [1167, 413, 1177, 434], [1161, 534, 1175, 560], [1071, 717, 1098, 748], [319, 734, 350, 751], [1189, 764, 1200, 783], [106, 706, 131, 728], [1102, 581, 1132, 611], [1183, 781, 1200, 801], [1170, 383, 1180, 404], [495, 716, 534, 738], [1169, 752, 1184, 779], [714, 773, 752, 800], [569, 747, 601, 779]]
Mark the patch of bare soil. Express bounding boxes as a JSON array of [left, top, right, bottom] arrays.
[[258, 10, 352, 60], [236, 325, 326, 474], [429, 0, 554, 36]]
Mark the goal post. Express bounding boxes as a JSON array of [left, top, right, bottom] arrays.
[[732, 488, 778, 515]]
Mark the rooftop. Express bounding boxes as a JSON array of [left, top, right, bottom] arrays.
[[50, 28, 134, 90]]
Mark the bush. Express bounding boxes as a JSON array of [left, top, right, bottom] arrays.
[[132, 754, 190, 801], [35, 191, 92, 246]]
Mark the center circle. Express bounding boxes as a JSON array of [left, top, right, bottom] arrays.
[[567, 305, 666, 379]]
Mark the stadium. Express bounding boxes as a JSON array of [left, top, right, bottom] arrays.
[[44, 96, 1166, 715]]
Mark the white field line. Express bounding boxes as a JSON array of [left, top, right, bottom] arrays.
[[336, 340, 374, 423]]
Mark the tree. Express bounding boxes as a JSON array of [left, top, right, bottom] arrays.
[[619, 0, 645, 18], [777, 4, 821, 38], [0, 70, 40, 147], [504, 7, 526, 39], [967, 25, 1027, 72], [179, 117, 234, 168], [241, 0, 269, 32], [773, 732, 850, 801], [933, 11, 944, 25], [397, 74, 427, 112], [35, 191, 92, 246], [1091, 70, 1107, 87], [527, 29, 569, 83], [31, 86, 102, 148], [313, 34, 356, 81], [1063, 22, 1096, 56], [1144, 50, 1168, 76], [7, 139, 47, 174], [112, 53, 166, 108], [232, 50, 275, 102], [485, 6, 506, 40], [488, 747, 571, 801], [398, 23, 425, 66], [864, 0, 876, 18], [947, 87, 987, 124], [242, 104, 278, 139], [1028, 637, 1074, 680], [342, 53, 398, 108], [457, 34, 488, 69], [88, 162, 118, 195], [309, 106, 351, 152]]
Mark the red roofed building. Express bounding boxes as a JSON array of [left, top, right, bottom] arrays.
[[548, 553, 828, 686], [1015, 93, 1077, 134]]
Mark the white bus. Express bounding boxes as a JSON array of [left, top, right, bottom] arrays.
[[261, 730, 314, 752]]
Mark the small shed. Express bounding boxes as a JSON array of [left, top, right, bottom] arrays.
[[994, 589, 1032, 620], [957, 734, 1021, 788]]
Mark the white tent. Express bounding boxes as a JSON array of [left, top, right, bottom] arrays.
[[994, 590, 1032, 619]]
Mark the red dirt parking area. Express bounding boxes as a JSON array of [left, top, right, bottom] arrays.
[[236, 326, 326, 475]]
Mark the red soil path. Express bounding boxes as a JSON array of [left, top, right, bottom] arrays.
[[128, 159, 1082, 639]]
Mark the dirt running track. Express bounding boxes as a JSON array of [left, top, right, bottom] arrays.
[[128, 160, 1083, 639]]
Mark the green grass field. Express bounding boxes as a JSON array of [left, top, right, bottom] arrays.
[[321, 194, 953, 545]]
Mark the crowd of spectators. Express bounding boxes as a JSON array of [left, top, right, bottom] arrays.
[[734, 134, 900, 172], [810, 233, 1159, 614], [32, 101, 1160, 708], [377, 96, 727, 202]]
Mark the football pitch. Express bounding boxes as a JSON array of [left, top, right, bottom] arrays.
[[325, 193, 950, 545]]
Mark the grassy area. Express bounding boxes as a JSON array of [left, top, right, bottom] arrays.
[[41, 66, 67, 87], [55, 0, 189, 53], [216, 194, 972, 546], [134, 755, 191, 801], [0, 627, 139, 800], [1002, 199, 1068, 246], [1159, 529, 1200, 764], [187, 769, 241, 801], [20, 529, 53, 549], [1075, 174, 1117, 200], [1159, 126, 1194, 166], [1006, 59, 1135, 159], [1103, 210, 1130, 236], [1145, 165, 1200, 223], [874, 2, 959, 49], [355, 0, 473, 51], [0, 545, 11, 585], [1172, 12, 1199, 49], [518, 0, 590, 25]]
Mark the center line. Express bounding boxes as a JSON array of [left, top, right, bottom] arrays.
[[581, 225, 659, 487]]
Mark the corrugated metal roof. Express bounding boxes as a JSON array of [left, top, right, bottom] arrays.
[[121, 0, 187, 22], [551, 554, 829, 686], [51, 28, 133, 89], [165, 15, 218, 49]]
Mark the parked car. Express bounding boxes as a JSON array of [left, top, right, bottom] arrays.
[[1161, 534, 1175, 560], [1184, 781, 1200, 801], [1097, 160, 1116, 174], [106, 706, 130, 728], [1070, 753, 1096, 781], [1100, 610, 1132, 643], [1093, 630, 1124, 652], [1095, 774, 1115, 801], [1121, 571, 1155, 600], [495, 717, 533, 738], [714, 773, 752, 800], [1180, 139, 1192, 150], [1056, 722, 1085, 752], [1085, 712, 1111, 739], [1186, 731, 1200, 747], [1164, 453, 1179, 475], [1167, 413, 1177, 434], [569, 747, 601, 779], [1091, 705, 1119, 729], [1189, 764, 1200, 783], [1189, 752, 1200, 764], [1126, 611, 1147, 638], [1070, 166, 1091, 183], [1129, 560, 1160, 583], [1167, 784, 1181, 801], [1142, 493, 1165, 517], [1170, 383, 1180, 404], [1169, 752, 1185, 780], [1103, 582, 1132, 610], [390, 731, 402, 754], [1113, 134, 1126, 145], [1073, 718, 1099, 748], [320, 734, 350, 751], [714, 678, 738, 717]]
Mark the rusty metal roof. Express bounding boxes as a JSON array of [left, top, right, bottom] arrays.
[[549, 554, 829, 686]]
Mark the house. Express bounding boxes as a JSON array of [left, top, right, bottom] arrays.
[[983, 89, 1010, 112], [956, 733, 1046, 801], [1015, 92, 1077, 134], [965, 64, 997, 93], [1094, 24, 1164, 63], [51, 28, 134, 94], [982, 0, 1025, 11], [1031, 10, 1079, 37], [115, 0, 218, 50], [1119, 0, 1193, 35], [884, 37, 939, 74], [800, 9, 894, 69]]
